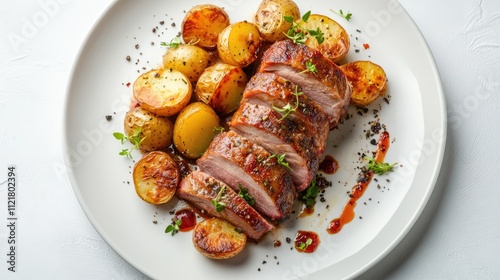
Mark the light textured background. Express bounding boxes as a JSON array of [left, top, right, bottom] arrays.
[[0, 0, 499, 279]]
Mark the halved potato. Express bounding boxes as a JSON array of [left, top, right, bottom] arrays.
[[340, 60, 387, 106], [133, 69, 192, 117], [217, 21, 262, 68], [124, 106, 174, 152], [254, 0, 301, 42], [173, 102, 220, 159], [196, 63, 247, 115], [162, 44, 211, 83], [192, 217, 247, 259], [301, 14, 350, 62], [133, 151, 180, 204], [182, 4, 230, 50]]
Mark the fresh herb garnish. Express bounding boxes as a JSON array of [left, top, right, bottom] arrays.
[[165, 219, 182, 236], [300, 177, 319, 207], [298, 59, 318, 75], [365, 156, 397, 175], [272, 86, 303, 120], [269, 153, 292, 171], [284, 11, 325, 45], [211, 186, 227, 212], [113, 128, 145, 159], [160, 37, 182, 48], [331, 9, 352, 21], [238, 185, 255, 206], [297, 238, 313, 251], [212, 126, 225, 133]]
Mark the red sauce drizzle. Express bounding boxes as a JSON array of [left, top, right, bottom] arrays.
[[294, 230, 320, 253], [174, 209, 197, 232], [319, 155, 339, 174], [327, 131, 390, 234]]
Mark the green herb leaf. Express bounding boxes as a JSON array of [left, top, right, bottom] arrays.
[[331, 8, 353, 21], [212, 126, 225, 133], [269, 153, 292, 171], [238, 186, 255, 206], [160, 37, 182, 48], [211, 186, 227, 212], [298, 238, 313, 251], [300, 177, 319, 207], [165, 219, 182, 236], [365, 156, 397, 175], [113, 128, 145, 159], [284, 15, 294, 23], [301, 11, 311, 22], [272, 86, 303, 121]]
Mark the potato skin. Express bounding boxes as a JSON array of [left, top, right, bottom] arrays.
[[173, 102, 220, 159], [193, 218, 247, 259], [133, 69, 192, 117], [254, 0, 300, 42], [163, 44, 211, 83], [182, 4, 230, 50], [124, 106, 173, 152], [340, 61, 387, 107], [133, 151, 180, 204], [301, 14, 350, 62], [217, 22, 262, 68], [196, 63, 247, 115]]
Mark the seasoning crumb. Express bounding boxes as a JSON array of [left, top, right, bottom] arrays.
[[258, 268, 261, 272], [135, 44, 140, 49], [152, 220, 158, 224], [105, 115, 112, 121], [126, 55, 131, 61], [263, 261, 267, 264], [171, 22, 176, 27], [285, 237, 291, 244], [160, 21, 165, 25]]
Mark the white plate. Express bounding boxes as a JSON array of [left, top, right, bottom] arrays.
[[64, 0, 446, 279]]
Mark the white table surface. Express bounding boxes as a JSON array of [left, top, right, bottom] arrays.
[[1, 0, 499, 279]]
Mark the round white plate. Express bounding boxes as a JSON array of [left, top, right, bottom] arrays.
[[64, 0, 446, 279]]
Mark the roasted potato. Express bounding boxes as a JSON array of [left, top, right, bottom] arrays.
[[133, 151, 180, 204], [192, 217, 247, 259], [196, 63, 247, 115], [124, 107, 174, 152], [254, 0, 300, 42], [217, 21, 262, 68], [301, 14, 350, 62], [340, 61, 387, 107], [133, 68, 192, 117], [163, 44, 211, 83], [173, 102, 220, 159], [182, 4, 230, 50]]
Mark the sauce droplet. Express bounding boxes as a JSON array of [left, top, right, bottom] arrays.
[[294, 230, 320, 253], [174, 209, 197, 232], [319, 155, 339, 174], [273, 240, 282, 248], [327, 131, 391, 234]]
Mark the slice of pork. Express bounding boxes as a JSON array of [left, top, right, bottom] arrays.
[[177, 171, 273, 240], [197, 131, 296, 221], [258, 40, 351, 129], [242, 72, 330, 153], [230, 101, 320, 191]]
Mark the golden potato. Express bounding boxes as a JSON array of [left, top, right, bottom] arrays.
[[340, 61, 387, 107], [254, 0, 301, 42], [163, 44, 211, 83], [182, 4, 230, 50], [192, 217, 247, 259], [173, 102, 220, 159], [196, 63, 247, 115], [217, 21, 262, 68], [301, 14, 350, 62], [133, 151, 180, 204], [124, 107, 174, 152], [133, 68, 192, 117]]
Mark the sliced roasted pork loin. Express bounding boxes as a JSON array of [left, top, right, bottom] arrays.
[[241, 72, 330, 153], [230, 101, 320, 191], [197, 131, 296, 221], [258, 40, 351, 129], [177, 171, 273, 240]]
